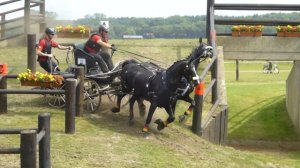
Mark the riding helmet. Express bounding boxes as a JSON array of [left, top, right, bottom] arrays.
[[45, 27, 56, 35], [98, 25, 109, 33]]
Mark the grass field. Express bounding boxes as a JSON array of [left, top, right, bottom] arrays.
[[0, 38, 300, 167]]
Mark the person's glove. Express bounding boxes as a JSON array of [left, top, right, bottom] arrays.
[[111, 44, 117, 51], [47, 54, 53, 57]]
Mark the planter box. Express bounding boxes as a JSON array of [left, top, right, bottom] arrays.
[[21, 81, 61, 88], [57, 32, 90, 38], [277, 32, 300, 37], [232, 31, 262, 37]]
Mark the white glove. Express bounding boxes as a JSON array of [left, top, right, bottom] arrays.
[[47, 54, 53, 57]]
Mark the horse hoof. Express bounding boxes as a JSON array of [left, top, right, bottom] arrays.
[[179, 115, 186, 123], [141, 131, 150, 138], [111, 107, 120, 113], [154, 119, 165, 131]]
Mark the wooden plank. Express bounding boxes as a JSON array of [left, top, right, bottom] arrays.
[[0, 16, 23, 25], [209, 117, 216, 143], [0, 0, 21, 6], [202, 122, 210, 140], [224, 108, 228, 144], [0, 4, 38, 16], [214, 113, 221, 144], [30, 0, 44, 4], [220, 109, 226, 145]]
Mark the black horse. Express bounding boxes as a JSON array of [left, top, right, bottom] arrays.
[[111, 43, 213, 132]]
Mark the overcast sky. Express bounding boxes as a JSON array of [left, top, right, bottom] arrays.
[[2, 0, 300, 20]]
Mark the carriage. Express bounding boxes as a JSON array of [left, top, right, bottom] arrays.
[[44, 43, 162, 113], [44, 41, 213, 132]]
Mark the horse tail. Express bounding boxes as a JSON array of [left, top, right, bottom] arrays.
[[122, 59, 139, 68]]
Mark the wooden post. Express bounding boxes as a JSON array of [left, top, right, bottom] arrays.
[[211, 55, 218, 104], [39, 0, 46, 34], [38, 113, 51, 168], [192, 82, 204, 135], [1, 14, 5, 38], [75, 66, 84, 116], [27, 34, 36, 72], [24, 0, 31, 43], [65, 79, 76, 134], [206, 0, 215, 43], [236, 60, 239, 81], [20, 130, 37, 168], [0, 75, 7, 113]]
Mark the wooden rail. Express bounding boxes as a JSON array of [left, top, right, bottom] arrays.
[[0, 113, 51, 168], [0, 71, 84, 134], [0, 0, 46, 42]]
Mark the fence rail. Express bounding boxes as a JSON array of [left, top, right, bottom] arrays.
[[0, 66, 84, 134], [0, 0, 46, 42], [214, 2, 300, 36], [0, 113, 51, 168]]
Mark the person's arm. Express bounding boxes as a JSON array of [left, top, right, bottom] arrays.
[[57, 45, 73, 50], [96, 38, 112, 48], [52, 40, 72, 50]]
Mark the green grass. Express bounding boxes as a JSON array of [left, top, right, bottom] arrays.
[[1, 39, 300, 167], [224, 61, 300, 141]]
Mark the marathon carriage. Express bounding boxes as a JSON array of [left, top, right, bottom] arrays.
[[45, 43, 162, 113]]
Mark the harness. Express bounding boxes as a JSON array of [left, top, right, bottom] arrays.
[[38, 39, 52, 61], [84, 33, 102, 53]]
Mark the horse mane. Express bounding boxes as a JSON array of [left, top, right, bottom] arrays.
[[168, 59, 187, 70], [185, 43, 205, 62]]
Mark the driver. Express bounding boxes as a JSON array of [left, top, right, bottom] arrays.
[[84, 25, 117, 73], [36, 27, 73, 73]]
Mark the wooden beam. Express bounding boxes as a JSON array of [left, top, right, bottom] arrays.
[[0, 0, 21, 6]]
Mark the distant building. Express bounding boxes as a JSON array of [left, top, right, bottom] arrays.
[[123, 35, 143, 39], [143, 33, 155, 39]]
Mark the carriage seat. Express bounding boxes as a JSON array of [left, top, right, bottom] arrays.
[[73, 43, 101, 74]]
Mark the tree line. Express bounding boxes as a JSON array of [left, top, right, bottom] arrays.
[[49, 12, 300, 39]]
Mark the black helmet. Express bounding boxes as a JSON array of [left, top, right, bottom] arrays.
[[45, 27, 56, 35], [98, 25, 109, 33]]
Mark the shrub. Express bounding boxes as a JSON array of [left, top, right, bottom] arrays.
[[55, 25, 90, 34], [276, 25, 300, 32]]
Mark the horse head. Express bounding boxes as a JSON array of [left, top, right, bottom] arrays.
[[184, 42, 213, 85]]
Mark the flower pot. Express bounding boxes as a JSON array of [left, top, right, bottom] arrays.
[[277, 32, 300, 37], [232, 31, 262, 37], [57, 32, 90, 38], [21, 81, 61, 88]]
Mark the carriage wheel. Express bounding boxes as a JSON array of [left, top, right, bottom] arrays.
[[44, 85, 66, 108], [83, 79, 101, 113], [273, 67, 279, 74], [263, 67, 269, 74], [107, 93, 130, 108]]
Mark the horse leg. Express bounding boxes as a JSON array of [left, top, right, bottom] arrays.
[[155, 104, 175, 130], [128, 95, 137, 126], [178, 96, 195, 123], [137, 98, 146, 117], [111, 93, 126, 113], [142, 102, 157, 133]]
